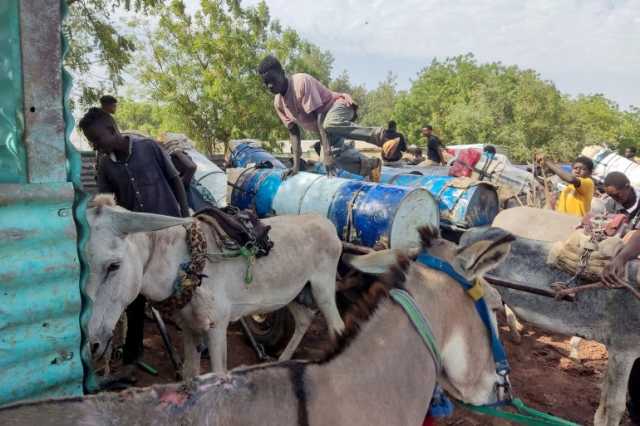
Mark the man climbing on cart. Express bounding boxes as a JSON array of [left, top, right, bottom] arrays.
[[258, 55, 384, 180]]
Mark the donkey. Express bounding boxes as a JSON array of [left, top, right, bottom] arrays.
[[461, 227, 640, 426], [86, 195, 345, 377], [0, 226, 515, 426]]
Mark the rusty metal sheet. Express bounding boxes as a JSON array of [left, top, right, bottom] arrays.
[[19, 0, 66, 183]]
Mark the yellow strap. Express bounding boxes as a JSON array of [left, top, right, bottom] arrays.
[[467, 279, 485, 301]]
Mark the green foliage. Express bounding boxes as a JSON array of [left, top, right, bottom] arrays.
[[114, 98, 184, 137], [64, 0, 164, 106], [138, 0, 333, 153], [393, 54, 640, 162], [358, 72, 399, 128]]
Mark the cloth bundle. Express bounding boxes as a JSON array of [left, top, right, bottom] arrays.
[[547, 229, 623, 282]]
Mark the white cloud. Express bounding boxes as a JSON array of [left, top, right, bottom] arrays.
[[240, 0, 640, 109]]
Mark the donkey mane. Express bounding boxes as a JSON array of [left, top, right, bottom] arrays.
[[320, 225, 439, 363], [91, 193, 117, 215]]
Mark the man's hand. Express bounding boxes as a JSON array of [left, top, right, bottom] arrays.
[[338, 93, 354, 107], [602, 254, 627, 287]]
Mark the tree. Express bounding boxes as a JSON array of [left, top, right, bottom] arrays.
[[392, 54, 639, 163], [138, 0, 333, 153], [114, 98, 184, 137], [329, 70, 367, 107], [64, 0, 165, 106], [358, 72, 399, 128]]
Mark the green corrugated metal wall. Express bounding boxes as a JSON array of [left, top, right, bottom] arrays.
[[0, 0, 26, 183], [0, 0, 90, 406]]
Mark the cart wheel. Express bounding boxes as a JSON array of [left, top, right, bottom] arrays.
[[243, 308, 295, 353]]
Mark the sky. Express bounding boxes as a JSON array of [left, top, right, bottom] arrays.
[[208, 0, 640, 110]]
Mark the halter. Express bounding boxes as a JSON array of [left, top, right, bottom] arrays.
[[392, 252, 578, 425]]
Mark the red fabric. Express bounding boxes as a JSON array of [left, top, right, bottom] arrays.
[[422, 414, 436, 426], [448, 148, 482, 177], [581, 213, 628, 236]]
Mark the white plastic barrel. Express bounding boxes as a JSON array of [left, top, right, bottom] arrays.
[[268, 171, 440, 249], [160, 133, 227, 207], [582, 145, 640, 187]]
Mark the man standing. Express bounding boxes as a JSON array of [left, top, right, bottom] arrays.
[[99, 95, 119, 129], [381, 120, 407, 162], [538, 155, 595, 217], [423, 125, 446, 165], [78, 107, 189, 375], [258, 55, 383, 179]]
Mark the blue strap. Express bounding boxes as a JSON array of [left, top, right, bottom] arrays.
[[416, 253, 510, 374], [428, 384, 454, 417]]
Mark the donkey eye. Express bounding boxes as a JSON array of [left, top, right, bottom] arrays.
[[106, 262, 120, 275]]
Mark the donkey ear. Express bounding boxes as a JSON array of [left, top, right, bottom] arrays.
[[106, 207, 192, 235], [343, 250, 402, 275], [455, 233, 514, 278]]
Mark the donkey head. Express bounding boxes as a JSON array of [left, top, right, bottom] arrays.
[[85, 195, 191, 359], [346, 226, 514, 405]]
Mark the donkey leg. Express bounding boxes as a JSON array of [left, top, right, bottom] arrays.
[[278, 302, 315, 361], [504, 304, 523, 344], [206, 320, 229, 373], [594, 349, 636, 426], [309, 276, 345, 339], [181, 327, 201, 379]]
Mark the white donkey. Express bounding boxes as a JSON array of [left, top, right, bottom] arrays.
[[1, 226, 516, 426], [86, 195, 345, 377]]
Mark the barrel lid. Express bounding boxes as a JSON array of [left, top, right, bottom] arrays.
[[389, 187, 440, 249]]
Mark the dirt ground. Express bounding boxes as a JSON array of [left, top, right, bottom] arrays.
[[104, 313, 630, 426]]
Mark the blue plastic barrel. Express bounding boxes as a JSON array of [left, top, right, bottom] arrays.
[[230, 168, 285, 217], [327, 180, 439, 248], [381, 173, 499, 229], [381, 165, 450, 177], [229, 169, 440, 249], [230, 143, 286, 169]]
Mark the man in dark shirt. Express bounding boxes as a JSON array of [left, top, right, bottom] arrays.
[[423, 125, 445, 165], [78, 107, 189, 372], [381, 120, 407, 162], [100, 95, 119, 132]]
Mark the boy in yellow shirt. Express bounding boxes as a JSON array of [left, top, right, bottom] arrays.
[[538, 155, 595, 217]]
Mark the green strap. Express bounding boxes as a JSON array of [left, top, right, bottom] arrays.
[[389, 288, 579, 426], [460, 399, 580, 426], [207, 245, 257, 285], [389, 288, 442, 370], [238, 246, 256, 284]]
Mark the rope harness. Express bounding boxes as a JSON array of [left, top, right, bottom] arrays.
[[152, 207, 273, 313], [150, 221, 209, 313], [391, 252, 579, 426]]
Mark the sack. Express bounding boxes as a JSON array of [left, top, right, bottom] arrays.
[[381, 138, 402, 161], [547, 229, 623, 281], [195, 206, 273, 258]]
